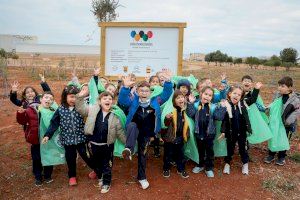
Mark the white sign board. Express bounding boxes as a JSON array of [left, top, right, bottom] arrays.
[[104, 27, 179, 77]]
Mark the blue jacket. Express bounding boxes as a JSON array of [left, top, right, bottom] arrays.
[[118, 81, 173, 134], [214, 79, 229, 103], [186, 101, 226, 139]]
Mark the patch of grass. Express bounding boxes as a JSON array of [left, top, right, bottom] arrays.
[[262, 178, 276, 190], [279, 181, 295, 191], [262, 174, 298, 199]]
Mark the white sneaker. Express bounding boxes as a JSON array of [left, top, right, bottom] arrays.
[[98, 179, 103, 187], [242, 163, 249, 175], [223, 163, 230, 174], [192, 166, 204, 174], [205, 170, 214, 178], [139, 179, 149, 190], [100, 185, 110, 194]]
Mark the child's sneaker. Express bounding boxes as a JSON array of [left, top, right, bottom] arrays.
[[35, 179, 43, 187], [242, 163, 249, 175], [69, 177, 77, 186], [264, 155, 275, 164], [88, 171, 97, 179], [177, 171, 189, 179], [139, 179, 149, 190], [163, 170, 170, 178], [223, 163, 230, 174], [98, 179, 103, 187], [205, 170, 214, 178], [44, 178, 53, 184], [122, 148, 132, 161], [192, 166, 204, 174], [275, 158, 285, 166], [101, 185, 110, 194]]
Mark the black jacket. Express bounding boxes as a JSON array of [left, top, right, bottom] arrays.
[[243, 88, 259, 106], [221, 101, 252, 139], [221, 88, 260, 138]]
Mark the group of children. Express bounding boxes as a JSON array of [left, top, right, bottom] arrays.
[[10, 68, 299, 193]]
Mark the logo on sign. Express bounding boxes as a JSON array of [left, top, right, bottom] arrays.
[[130, 30, 153, 42]]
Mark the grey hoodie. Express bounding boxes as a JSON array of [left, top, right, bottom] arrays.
[[273, 92, 300, 127]]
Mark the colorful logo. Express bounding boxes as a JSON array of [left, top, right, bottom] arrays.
[[130, 30, 153, 42]]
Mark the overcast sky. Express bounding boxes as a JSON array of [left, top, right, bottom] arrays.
[[1, 0, 299, 57]]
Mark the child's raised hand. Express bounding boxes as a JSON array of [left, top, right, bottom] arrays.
[[220, 99, 227, 107], [39, 73, 45, 82], [122, 76, 135, 88], [131, 85, 137, 94], [94, 68, 100, 76], [42, 137, 49, 144], [161, 68, 172, 81], [255, 82, 263, 90], [188, 94, 196, 103], [71, 69, 77, 77], [221, 73, 227, 81], [17, 106, 25, 113], [166, 113, 173, 119], [78, 86, 89, 97], [11, 81, 20, 92], [218, 133, 225, 140]]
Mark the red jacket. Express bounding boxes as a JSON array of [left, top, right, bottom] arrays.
[[16, 105, 39, 144]]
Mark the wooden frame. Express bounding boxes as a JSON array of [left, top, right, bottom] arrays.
[[98, 22, 186, 80]]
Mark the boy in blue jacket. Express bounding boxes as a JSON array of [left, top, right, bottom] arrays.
[[118, 71, 172, 190]]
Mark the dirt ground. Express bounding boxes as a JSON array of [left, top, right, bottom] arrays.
[[0, 64, 299, 200]]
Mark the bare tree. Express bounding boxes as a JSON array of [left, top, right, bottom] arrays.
[[91, 0, 122, 22]]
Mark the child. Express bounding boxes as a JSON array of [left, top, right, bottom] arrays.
[[241, 75, 265, 111], [76, 89, 126, 193], [149, 75, 160, 87], [177, 79, 191, 97], [100, 77, 109, 86], [161, 90, 190, 178], [186, 86, 226, 177], [196, 74, 228, 104], [118, 72, 172, 190], [38, 92, 65, 175], [264, 76, 300, 165], [16, 93, 53, 186], [42, 85, 94, 186], [219, 82, 262, 175], [10, 74, 51, 108], [105, 83, 117, 97], [149, 75, 163, 158]]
